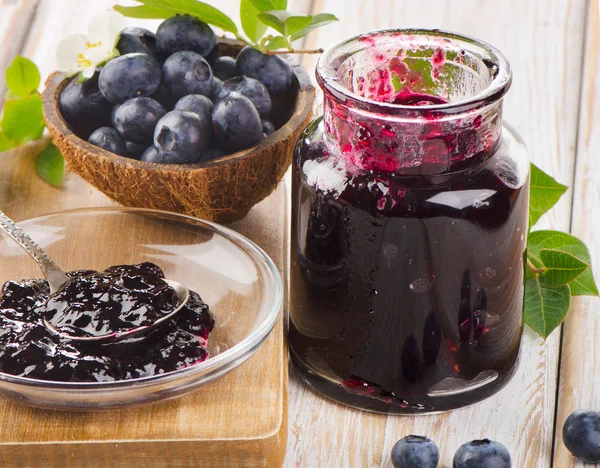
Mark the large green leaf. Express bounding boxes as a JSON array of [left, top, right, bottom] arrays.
[[114, 0, 238, 34], [524, 277, 571, 338], [6, 56, 41, 98], [539, 248, 589, 287], [528, 230, 598, 296], [35, 144, 64, 187], [240, 0, 268, 42], [1, 94, 45, 145], [249, 0, 287, 11], [529, 163, 568, 227], [289, 13, 338, 42]]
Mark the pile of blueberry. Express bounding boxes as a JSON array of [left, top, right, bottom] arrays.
[[391, 435, 511, 468], [59, 15, 293, 164]]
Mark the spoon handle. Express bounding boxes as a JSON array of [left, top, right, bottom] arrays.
[[0, 211, 70, 292]]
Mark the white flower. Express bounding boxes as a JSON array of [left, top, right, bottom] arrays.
[[56, 10, 126, 78]]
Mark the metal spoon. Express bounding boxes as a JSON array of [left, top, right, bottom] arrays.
[[0, 210, 189, 343]]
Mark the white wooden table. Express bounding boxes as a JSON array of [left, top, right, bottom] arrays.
[[0, 0, 598, 466]]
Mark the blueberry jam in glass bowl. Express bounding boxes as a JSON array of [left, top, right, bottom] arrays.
[[290, 29, 530, 414], [0, 208, 282, 410], [0, 262, 214, 382]]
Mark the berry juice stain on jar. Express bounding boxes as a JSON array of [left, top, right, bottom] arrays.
[[289, 29, 529, 413]]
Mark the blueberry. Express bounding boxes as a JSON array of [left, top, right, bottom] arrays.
[[212, 92, 263, 153], [210, 56, 236, 80], [174, 94, 214, 122], [563, 410, 600, 463], [217, 76, 271, 116], [117, 27, 157, 59], [235, 46, 293, 95], [156, 15, 216, 57], [204, 146, 226, 161], [141, 145, 194, 165], [209, 77, 224, 102], [154, 110, 211, 161], [162, 51, 213, 102], [262, 119, 276, 135], [391, 435, 439, 468], [99, 53, 161, 104], [88, 127, 126, 156], [141, 146, 160, 162], [113, 97, 166, 145], [124, 141, 147, 159], [453, 439, 511, 468], [59, 72, 112, 139]]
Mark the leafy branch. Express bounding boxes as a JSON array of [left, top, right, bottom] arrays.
[[114, 0, 338, 54], [0, 56, 64, 187], [524, 164, 598, 338]]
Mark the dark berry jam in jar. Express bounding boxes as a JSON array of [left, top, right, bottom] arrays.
[[289, 29, 529, 414]]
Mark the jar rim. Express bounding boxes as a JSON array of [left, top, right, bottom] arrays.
[[316, 28, 512, 115]]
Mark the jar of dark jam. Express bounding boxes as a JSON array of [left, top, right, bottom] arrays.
[[289, 29, 529, 414]]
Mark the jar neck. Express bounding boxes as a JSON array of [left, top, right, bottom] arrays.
[[317, 29, 511, 175], [322, 94, 504, 175]]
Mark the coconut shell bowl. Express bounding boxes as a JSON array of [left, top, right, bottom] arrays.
[[42, 39, 314, 224]]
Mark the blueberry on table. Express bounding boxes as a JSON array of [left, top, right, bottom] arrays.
[[453, 439, 511, 468], [235, 46, 293, 95], [113, 97, 166, 145], [117, 27, 157, 59], [563, 410, 600, 463], [59, 72, 112, 140], [154, 110, 212, 162], [156, 14, 216, 57], [391, 435, 439, 468], [210, 56, 236, 81], [174, 94, 214, 122], [217, 76, 272, 116], [98, 53, 161, 104], [88, 127, 126, 156], [162, 51, 213, 102], [262, 119, 276, 136], [124, 141, 147, 159], [212, 92, 263, 153]]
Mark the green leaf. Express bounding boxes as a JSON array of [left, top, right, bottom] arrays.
[[284, 15, 312, 38], [524, 277, 571, 338], [5, 56, 41, 98], [0, 132, 15, 152], [257, 10, 293, 35], [264, 35, 289, 50], [114, 0, 238, 34], [35, 144, 64, 187], [240, 0, 268, 42], [539, 248, 589, 287], [2, 94, 45, 145], [529, 163, 568, 227], [289, 13, 339, 42], [249, 0, 287, 11], [528, 230, 598, 296]]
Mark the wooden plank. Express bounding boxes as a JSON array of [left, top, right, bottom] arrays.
[[0, 0, 38, 107], [0, 1, 300, 466], [553, 0, 600, 466], [286, 0, 587, 466]]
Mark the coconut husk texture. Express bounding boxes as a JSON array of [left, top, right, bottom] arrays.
[[43, 39, 315, 224]]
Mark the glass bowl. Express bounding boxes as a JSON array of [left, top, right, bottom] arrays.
[[0, 207, 282, 410]]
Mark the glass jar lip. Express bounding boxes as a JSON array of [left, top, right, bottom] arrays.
[[316, 28, 512, 115]]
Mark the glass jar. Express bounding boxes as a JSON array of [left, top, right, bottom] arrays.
[[289, 29, 529, 414]]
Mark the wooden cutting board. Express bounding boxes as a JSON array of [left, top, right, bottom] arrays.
[[0, 141, 288, 468]]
